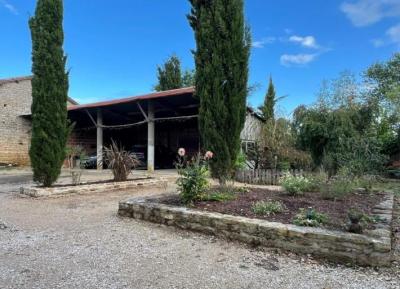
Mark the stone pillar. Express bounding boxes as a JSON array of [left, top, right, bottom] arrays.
[[97, 109, 103, 170], [147, 101, 155, 173]]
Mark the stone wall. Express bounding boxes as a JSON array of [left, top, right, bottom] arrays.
[[21, 177, 167, 198], [0, 76, 76, 166], [119, 193, 394, 266], [0, 77, 33, 166]]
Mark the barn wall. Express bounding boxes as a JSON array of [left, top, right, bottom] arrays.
[[0, 77, 76, 166], [0, 79, 32, 166]]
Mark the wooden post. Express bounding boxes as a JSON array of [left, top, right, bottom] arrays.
[[96, 109, 103, 170]]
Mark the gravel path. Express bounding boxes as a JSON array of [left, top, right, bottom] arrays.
[[0, 186, 399, 289]]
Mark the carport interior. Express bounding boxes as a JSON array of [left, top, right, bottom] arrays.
[[68, 89, 200, 169]]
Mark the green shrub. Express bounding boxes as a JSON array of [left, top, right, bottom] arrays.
[[306, 171, 328, 192], [280, 174, 313, 195], [252, 200, 286, 215], [200, 185, 249, 202], [293, 208, 328, 227], [321, 167, 355, 200], [347, 208, 381, 233], [278, 161, 290, 171], [201, 191, 236, 202], [235, 151, 247, 170], [176, 151, 211, 204], [321, 179, 354, 200], [355, 175, 377, 192], [104, 140, 141, 182]]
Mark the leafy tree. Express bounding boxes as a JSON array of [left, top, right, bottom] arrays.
[[257, 117, 312, 170], [154, 55, 183, 91], [188, 0, 251, 184], [293, 72, 385, 175], [182, 69, 195, 87], [29, 0, 69, 187], [259, 77, 277, 121], [365, 53, 400, 155]]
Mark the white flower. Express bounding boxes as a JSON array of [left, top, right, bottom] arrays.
[[204, 151, 214, 160], [178, 148, 186, 157]]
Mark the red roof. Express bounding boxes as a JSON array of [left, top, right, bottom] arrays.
[[68, 86, 195, 111]]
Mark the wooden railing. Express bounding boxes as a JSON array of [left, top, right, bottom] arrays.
[[235, 169, 304, 185]]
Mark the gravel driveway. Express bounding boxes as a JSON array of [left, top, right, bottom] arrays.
[[0, 180, 399, 288]]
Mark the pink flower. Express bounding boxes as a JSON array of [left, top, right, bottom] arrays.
[[204, 151, 213, 160], [178, 148, 186, 157]]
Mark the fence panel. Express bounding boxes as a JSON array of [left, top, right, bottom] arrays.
[[235, 169, 304, 185]]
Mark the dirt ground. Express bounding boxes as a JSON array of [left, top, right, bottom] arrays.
[[0, 170, 399, 289]]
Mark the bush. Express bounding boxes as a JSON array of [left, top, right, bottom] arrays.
[[321, 168, 355, 200], [347, 208, 381, 233], [252, 200, 286, 215], [201, 191, 236, 202], [280, 174, 313, 195], [235, 151, 247, 170], [293, 208, 328, 227], [176, 150, 212, 204], [104, 140, 140, 182], [355, 175, 377, 192], [321, 179, 355, 200], [305, 171, 328, 192], [200, 185, 249, 202]]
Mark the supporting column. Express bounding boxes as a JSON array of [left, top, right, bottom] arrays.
[[147, 101, 155, 173], [97, 109, 103, 170]]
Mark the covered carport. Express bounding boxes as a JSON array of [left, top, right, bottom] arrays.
[[67, 87, 199, 172]]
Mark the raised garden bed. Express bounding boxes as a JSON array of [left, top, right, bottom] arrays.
[[162, 189, 383, 232], [21, 177, 167, 198], [118, 189, 394, 266]]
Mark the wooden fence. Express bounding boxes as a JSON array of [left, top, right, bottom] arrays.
[[235, 169, 304, 185]]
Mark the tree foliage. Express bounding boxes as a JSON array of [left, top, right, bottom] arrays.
[[154, 55, 182, 91], [256, 118, 312, 170], [293, 72, 386, 176], [154, 55, 195, 91], [365, 53, 400, 156], [29, 0, 69, 187], [188, 0, 251, 183], [259, 77, 277, 121]]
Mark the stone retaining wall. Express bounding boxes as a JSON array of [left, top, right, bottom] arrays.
[[21, 177, 166, 198], [118, 193, 394, 266]]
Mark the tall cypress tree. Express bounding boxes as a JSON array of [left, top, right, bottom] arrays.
[[29, 0, 69, 187], [189, 0, 251, 184], [260, 76, 277, 122], [154, 55, 183, 91]]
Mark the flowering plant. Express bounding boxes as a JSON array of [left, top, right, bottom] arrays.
[[280, 173, 313, 196], [175, 149, 213, 204]]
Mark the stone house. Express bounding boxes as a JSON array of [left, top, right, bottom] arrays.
[[0, 76, 77, 166]]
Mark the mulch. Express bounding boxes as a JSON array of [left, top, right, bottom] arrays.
[[161, 188, 384, 232]]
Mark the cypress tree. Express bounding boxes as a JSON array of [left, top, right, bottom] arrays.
[[260, 76, 277, 121], [188, 0, 251, 184], [154, 55, 183, 91], [29, 0, 69, 187]]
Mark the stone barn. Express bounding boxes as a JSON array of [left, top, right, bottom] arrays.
[[0, 76, 263, 170], [0, 76, 77, 166]]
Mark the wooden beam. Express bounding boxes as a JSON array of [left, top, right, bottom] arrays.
[[137, 102, 148, 121]]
